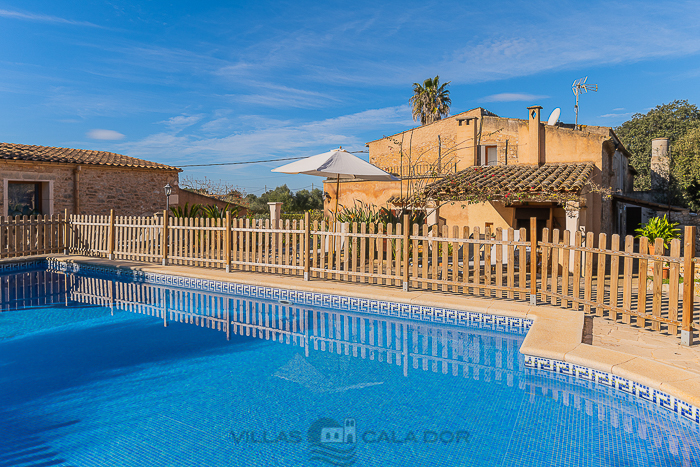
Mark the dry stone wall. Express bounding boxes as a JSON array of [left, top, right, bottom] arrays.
[[0, 161, 179, 216]]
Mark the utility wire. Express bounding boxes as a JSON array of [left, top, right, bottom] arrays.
[[178, 151, 368, 168]]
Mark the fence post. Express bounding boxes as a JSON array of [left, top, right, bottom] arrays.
[[225, 211, 231, 273], [403, 214, 410, 291], [107, 209, 115, 260], [682, 225, 696, 346], [304, 211, 311, 281], [63, 209, 69, 255], [530, 217, 537, 305], [161, 210, 169, 266]]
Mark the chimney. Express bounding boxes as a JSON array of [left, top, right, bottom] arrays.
[[457, 116, 479, 166], [527, 106, 543, 165], [650, 137, 669, 191]]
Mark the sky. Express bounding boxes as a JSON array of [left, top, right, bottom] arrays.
[[1, 0, 700, 195]]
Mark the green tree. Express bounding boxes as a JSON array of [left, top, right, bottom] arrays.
[[244, 185, 325, 214], [409, 75, 451, 125], [670, 126, 700, 211], [292, 188, 324, 211], [615, 100, 700, 192]]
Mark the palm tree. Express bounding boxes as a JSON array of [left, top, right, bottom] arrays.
[[409, 76, 451, 125]]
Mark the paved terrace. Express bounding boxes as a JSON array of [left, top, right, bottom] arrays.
[[5, 254, 700, 409]]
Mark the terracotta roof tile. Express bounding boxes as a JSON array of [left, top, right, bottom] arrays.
[[419, 163, 595, 202], [0, 142, 180, 171]]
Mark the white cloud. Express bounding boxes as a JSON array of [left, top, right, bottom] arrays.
[[158, 114, 205, 131], [233, 84, 341, 109], [598, 112, 633, 119], [0, 8, 102, 27], [116, 105, 413, 167], [86, 129, 125, 140], [440, 3, 700, 84], [479, 93, 549, 103]]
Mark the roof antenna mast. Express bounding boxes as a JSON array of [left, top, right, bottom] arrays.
[[572, 76, 598, 130]]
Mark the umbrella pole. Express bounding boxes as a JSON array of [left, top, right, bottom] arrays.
[[333, 174, 339, 259], [334, 174, 340, 227]]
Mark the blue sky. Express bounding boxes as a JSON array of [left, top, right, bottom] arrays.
[[2, 1, 700, 194]]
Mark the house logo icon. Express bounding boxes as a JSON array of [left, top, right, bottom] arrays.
[[307, 417, 357, 466]]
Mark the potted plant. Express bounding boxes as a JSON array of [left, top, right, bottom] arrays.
[[634, 215, 681, 279]]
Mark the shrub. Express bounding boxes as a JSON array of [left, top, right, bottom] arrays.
[[634, 215, 681, 249]]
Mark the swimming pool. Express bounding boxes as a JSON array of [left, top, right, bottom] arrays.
[[1, 262, 699, 466]]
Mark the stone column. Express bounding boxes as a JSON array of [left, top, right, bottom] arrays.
[[565, 201, 581, 272], [650, 137, 670, 191], [268, 202, 282, 225]]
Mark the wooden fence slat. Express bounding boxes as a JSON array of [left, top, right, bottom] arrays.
[[610, 234, 624, 318], [584, 232, 594, 314], [483, 226, 491, 297], [412, 223, 419, 289], [622, 235, 634, 324], [463, 226, 471, 294], [495, 227, 504, 298], [638, 236, 649, 326], [319, 221, 326, 279], [572, 231, 582, 311], [518, 228, 526, 300], [541, 228, 550, 303], [507, 228, 515, 300], [595, 233, 607, 317], [473, 226, 481, 296], [652, 237, 664, 331], [550, 229, 560, 306], [442, 225, 449, 292], [561, 230, 571, 309], [450, 225, 458, 290], [431, 224, 438, 291], [351, 222, 358, 283], [387, 223, 394, 285], [286, 219, 292, 274], [669, 238, 681, 335], [344, 222, 350, 282]]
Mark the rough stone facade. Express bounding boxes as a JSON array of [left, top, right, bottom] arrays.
[[1, 160, 180, 216], [664, 210, 700, 255]]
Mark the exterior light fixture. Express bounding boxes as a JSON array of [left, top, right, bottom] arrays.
[[164, 183, 172, 211]]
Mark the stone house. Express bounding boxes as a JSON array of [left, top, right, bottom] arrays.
[[0, 142, 181, 217], [324, 106, 641, 238]]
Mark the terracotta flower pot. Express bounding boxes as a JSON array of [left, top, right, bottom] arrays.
[[648, 243, 664, 256], [663, 267, 670, 280]]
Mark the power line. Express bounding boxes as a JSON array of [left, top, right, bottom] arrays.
[[178, 156, 305, 167], [177, 150, 369, 168]]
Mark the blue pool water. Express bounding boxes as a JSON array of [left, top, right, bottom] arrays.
[[1, 268, 699, 466]]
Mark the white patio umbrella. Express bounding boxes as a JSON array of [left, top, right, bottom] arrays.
[[272, 148, 398, 217]]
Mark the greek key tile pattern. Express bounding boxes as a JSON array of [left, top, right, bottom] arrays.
[[524, 354, 700, 425], [44, 259, 531, 333], [0, 259, 46, 274]]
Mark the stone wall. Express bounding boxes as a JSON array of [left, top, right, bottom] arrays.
[[177, 189, 247, 216], [666, 210, 700, 254], [1, 161, 180, 216]]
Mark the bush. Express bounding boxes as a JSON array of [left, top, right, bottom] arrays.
[[634, 215, 681, 248]]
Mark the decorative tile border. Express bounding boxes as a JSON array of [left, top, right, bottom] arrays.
[[45, 259, 531, 334], [0, 258, 46, 274], [524, 354, 700, 425]]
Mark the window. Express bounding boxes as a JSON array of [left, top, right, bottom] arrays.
[[3, 180, 52, 217], [479, 145, 498, 166], [8, 182, 42, 216]]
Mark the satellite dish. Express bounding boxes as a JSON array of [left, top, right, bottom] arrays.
[[547, 108, 561, 126]]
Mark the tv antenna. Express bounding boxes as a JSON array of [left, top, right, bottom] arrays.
[[572, 77, 597, 129]]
